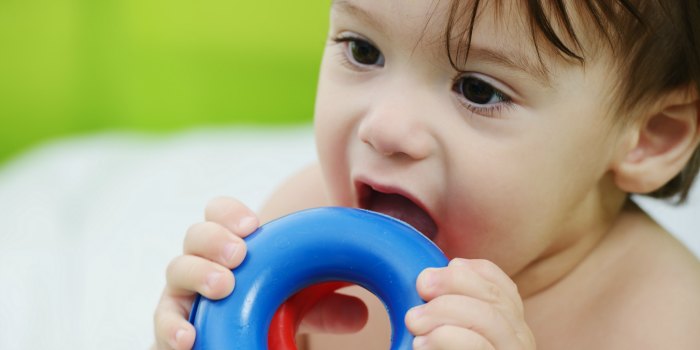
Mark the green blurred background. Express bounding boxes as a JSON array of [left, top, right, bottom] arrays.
[[0, 0, 330, 163]]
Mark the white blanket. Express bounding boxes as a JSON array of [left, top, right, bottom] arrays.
[[0, 127, 697, 349]]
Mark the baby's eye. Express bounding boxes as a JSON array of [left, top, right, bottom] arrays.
[[348, 39, 383, 66], [334, 34, 385, 68], [454, 76, 507, 105], [452, 74, 513, 118]]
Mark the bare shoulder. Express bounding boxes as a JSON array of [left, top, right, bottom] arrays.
[[258, 162, 330, 223], [588, 206, 700, 349]]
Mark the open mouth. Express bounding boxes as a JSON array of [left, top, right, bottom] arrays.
[[357, 183, 438, 240]]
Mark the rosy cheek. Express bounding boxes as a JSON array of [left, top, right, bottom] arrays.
[[438, 199, 513, 258]]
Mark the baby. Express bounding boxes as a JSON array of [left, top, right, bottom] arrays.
[[153, 0, 700, 349]]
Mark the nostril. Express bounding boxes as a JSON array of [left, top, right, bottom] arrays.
[[357, 120, 393, 156], [357, 120, 373, 146], [357, 107, 435, 160], [358, 121, 432, 159]]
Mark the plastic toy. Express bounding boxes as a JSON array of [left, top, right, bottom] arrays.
[[189, 207, 448, 349]]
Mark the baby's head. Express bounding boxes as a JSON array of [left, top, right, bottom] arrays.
[[312, 0, 700, 284], [464, 0, 700, 203]]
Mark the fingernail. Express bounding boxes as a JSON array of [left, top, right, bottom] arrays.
[[413, 336, 427, 349], [408, 305, 424, 320], [422, 269, 437, 291], [206, 271, 223, 291], [172, 328, 186, 347], [236, 216, 257, 233], [222, 242, 239, 264]]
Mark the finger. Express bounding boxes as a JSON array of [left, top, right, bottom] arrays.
[[405, 295, 518, 349], [415, 261, 533, 349], [413, 325, 495, 350], [416, 261, 522, 318], [452, 259, 523, 314], [183, 222, 247, 269], [417, 265, 501, 304], [204, 196, 259, 237], [166, 255, 235, 299], [298, 293, 369, 334], [154, 297, 197, 350]]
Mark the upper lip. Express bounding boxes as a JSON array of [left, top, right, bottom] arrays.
[[353, 176, 438, 230]]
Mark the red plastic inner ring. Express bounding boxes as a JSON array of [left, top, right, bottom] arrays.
[[267, 282, 351, 349]]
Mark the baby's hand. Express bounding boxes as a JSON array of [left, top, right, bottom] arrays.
[[152, 197, 258, 350], [405, 259, 536, 349]]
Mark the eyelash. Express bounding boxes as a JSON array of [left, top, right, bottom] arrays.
[[451, 75, 514, 119], [331, 33, 358, 47], [331, 34, 383, 71], [331, 33, 514, 118]]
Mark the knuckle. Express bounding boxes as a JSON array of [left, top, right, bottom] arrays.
[[486, 283, 501, 303], [430, 295, 454, 312], [448, 265, 470, 289], [202, 221, 227, 235], [165, 257, 183, 282], [450, 257, 470, 267], [205, 196, 248, 219], [481, 295, 501, 318], [184, 222, 227, 248], [206, 196, 238, 211], [430, 325, 455, 339], [473, 259, 500, 275]]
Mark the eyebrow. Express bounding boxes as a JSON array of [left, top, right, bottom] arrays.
[[331, 0, 551, 86], [465, 46, 551, 86], [331, 0, 385, 32]]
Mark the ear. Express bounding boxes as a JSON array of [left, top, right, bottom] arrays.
[[613, 86, 700, 194]]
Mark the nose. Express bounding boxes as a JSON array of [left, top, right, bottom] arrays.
[[357, 97, 435, 160]]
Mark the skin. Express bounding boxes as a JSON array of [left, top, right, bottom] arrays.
[[153, 0, 700, 349]]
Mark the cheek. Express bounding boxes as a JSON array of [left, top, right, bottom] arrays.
[[436, 127, 611, 270], [314, 66, 344, 158], [313, 77, 356, 206], [439, 165, 574, 275]]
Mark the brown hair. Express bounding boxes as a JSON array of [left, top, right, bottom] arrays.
[[445, 0, 700, 203]]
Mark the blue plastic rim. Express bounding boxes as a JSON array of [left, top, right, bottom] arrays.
[[189, 207, 448, 349]]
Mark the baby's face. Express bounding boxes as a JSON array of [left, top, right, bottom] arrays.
[[314, 0, 627, 275]]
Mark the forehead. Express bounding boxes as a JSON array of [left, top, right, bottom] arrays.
[[330, 0, 572, 84], [331, 0, 454, 35], [330, 0, 441, 42]]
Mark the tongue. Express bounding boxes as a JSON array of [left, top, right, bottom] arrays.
[[368, 193, 438, 240]]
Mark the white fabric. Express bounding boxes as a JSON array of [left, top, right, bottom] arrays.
[[0, 127, 697, 350]]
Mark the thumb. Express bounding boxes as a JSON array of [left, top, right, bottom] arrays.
[[299, 292, 369, 334]]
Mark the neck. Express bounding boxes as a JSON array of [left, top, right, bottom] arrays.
[[512, 189, 629, 299]]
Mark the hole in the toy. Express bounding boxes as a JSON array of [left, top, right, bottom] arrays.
[[268, 283, 391, 350], [303, 285, 391, 350]]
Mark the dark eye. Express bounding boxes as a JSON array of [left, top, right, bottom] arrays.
[[348, 39, 384, 66], [455, 76, 505, 105]]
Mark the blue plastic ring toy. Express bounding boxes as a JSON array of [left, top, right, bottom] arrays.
[[189, 207, 448, 349]]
